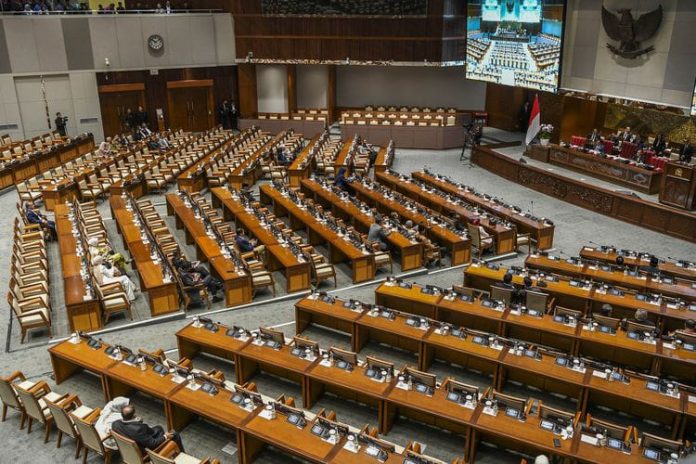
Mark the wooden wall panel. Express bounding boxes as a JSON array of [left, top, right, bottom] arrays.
[[485, 83, 529, 132], [237, 63, 257, 118], [96, 66, 237, 131], [230, 0, 466, 63]]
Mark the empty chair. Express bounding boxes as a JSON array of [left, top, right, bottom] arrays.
[[0, 371, 37, 427], [15, 382, 65, 443], [525, 290, 549, 312], [468, 224, 494, 258], [44, 394, 90, 458], [251, 269, 276, 297], [147, 442, 219, 464], [490, 285, 513, 305], [307, 252, 337, 288]]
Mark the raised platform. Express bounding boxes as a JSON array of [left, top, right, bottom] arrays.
[[340, 123, 465, 149], [239, 118, 326, 138], [473, 145, 696, 243]]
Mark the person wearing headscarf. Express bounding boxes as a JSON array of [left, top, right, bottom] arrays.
[[92, 255, 137, 301], [88, 237, 128, 275]]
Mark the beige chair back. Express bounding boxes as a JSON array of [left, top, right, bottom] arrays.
[[146, 450, 177, 464], [490, 286, 513, 305], [0, 378, 22, 410], [44, 399, 77, 439], [525, 290, 548, 311], [15, 388, 47, 424], [112, 431, 146, 464]]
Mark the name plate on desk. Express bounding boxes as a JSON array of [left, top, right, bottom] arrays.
[[592, 370, 608, 380], [580, 434, 599, 446], [186, 382, 201, 391], [171, 375, 186, 384], [482, 406, 497, 416], [396, 381, 410, 391]]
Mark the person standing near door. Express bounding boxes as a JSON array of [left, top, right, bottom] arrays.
[[55, 112, 68, 137], [217, 100, 230, 129], [228, 101, 239, 131], [136, 106, 148, 127]]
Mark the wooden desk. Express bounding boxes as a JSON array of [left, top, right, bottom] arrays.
[[373, 145, 393, 174], [377, 281, 696, 383], [176, 133, 234, 193], [412, 170, 555, 250], [355, 309, 430, 360], [259, 184, 376, 283], [49, 338, 116, 400], [110, 196, 180, 316], [525, 255, 696, 303], [236, 341, 316, 400], [104, 359, 186, 402], [579, 246, 696, 282], [211, 187, 311, 293], [239, 410, 338, 464], [351, 181, 471, 265], [55, 204, 103, 331], [383, 382, 475, 443], [547, 144, 662, 194], [660, 161, 696, 210], [300, 178, 424, 271], [333, 141, 353, 174], [287, 136, 318, 188], [305, 361, 390, 424], [376, 171, 516, 255], [464, 264, 694, 329], [166, 193, 253, 307], [176, 322, 251, 363], [165, 380, 254, 432], [295, 297, 365, 344], [472, 145, 696, 243]]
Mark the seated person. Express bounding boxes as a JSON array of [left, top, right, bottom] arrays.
[[112, 405, 185, 453], [680, 139, 693, 163], [334, 167, 355, 195], [96, 396, 129, 449], [88, 237, 128, 275], [367, 217, 390, 251], [671, 319, 696, 337], [597, 303, 613, 318], [171, 249, 209, 278], [622, 308, 656, 330], [495, 272, 516, 290], [25, 202, 56, 240], [175, 260, 223, 303], [235, 228, 264, 255], [471, 218, 493, 252], [514, 275, 534, 304], [640, 256, 660, 276], [92, 255, 138, 301]]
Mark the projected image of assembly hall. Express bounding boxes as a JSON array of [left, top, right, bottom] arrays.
[[466, 0, 564, 92]]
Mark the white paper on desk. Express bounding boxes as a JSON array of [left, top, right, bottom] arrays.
[[259, 409, 274, 420], [580, 434, 599, 446], [663, 343, 676, 350], [186, 382, 201, 391], [592, 371, 608, 379], [490, 344, 504, 351], [689, 395, 696, 403], [252, 339, 265, 346], [171, 375, 186, 384], [320, 359, 332, 368], [396, 381, 410, 391], [482, 406, 497, 416], [83, 295, 93, 301]]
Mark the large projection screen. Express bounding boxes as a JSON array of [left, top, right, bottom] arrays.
[[466, 0, 566, 92]]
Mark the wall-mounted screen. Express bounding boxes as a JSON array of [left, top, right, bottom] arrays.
[[466, 0, 566, 92], [691, 79, 696, 116]]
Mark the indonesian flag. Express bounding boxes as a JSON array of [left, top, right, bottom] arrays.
[[525, 95, 541, 146]]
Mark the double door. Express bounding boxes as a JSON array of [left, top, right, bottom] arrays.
[[98, 85, 146, 138], [167, 80, 214, 133]]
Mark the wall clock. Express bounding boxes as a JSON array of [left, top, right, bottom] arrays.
[[148, 34, 164, 52]]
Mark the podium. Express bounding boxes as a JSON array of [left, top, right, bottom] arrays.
[[659, 162, 696, 210]]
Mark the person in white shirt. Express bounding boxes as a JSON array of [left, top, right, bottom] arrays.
[[92, 255, 138, 301]]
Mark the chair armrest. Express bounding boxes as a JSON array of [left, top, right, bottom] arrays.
[[7, 371, 26, 382], [18, 298, 48, 311]]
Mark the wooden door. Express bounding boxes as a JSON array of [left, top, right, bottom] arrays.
[[166, 80, 214, 133], [98, 83, 146, 138]]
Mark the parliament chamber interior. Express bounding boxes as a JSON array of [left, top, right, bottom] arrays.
[[1, 0, 696, 463]]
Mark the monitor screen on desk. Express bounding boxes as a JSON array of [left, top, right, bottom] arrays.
[[259, 327, 284, 349], [330, 347, 358, 371], [466, 0, 567, 93]]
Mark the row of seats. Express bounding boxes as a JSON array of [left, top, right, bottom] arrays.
[[1, 131, 64, 159], [8, 216, 52, 343], [0, 369, 219, 464]]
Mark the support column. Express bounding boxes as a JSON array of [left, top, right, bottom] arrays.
[[237, 64, 258, 118], [287, 64, 297, 113]]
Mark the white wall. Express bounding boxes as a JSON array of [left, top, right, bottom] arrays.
[[0, 71, 104, 142], [297, 65, 329, 109], [257, 65, 289, 113], [561, 0, 696, 107], [336, 66, 487, 110]]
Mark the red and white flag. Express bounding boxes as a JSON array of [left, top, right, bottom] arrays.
[[525, 94, 541, 146]]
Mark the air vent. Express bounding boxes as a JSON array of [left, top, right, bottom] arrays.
[[79, 118, 99, 124], [0, 124, 19, 130]]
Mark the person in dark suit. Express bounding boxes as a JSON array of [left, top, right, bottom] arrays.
[[228, 101, 239, 131], [652, 133, 666, 153], [55, 112, 67, 137], [640, 256, 660, 277], [124, 108, 136, 130], [135, 106, 148, 127], [25, 202, 56, 239], [588, 128, 601, 144], [217, 100, 230, 129], [680, 139, 693, 163], [111, 405, 184, 452]]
